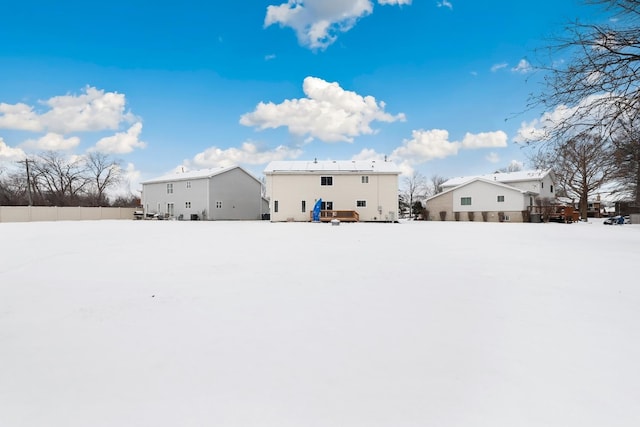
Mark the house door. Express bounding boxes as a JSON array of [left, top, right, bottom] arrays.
[[167, 203, 174, 217], [321, 201, 333, 210]]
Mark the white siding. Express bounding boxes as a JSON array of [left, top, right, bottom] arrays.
[[267, 171, 398, 222], [452, 181, 528, 212]]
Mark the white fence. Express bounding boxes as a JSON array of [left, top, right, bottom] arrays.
[[0, 206, 138, 223]]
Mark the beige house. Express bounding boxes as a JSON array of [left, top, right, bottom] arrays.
[[264, 160, 400, 222], [425, 170, 556, 222]]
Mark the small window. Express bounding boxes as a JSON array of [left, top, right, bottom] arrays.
[[186, 181, 191, 189], [497, 195, 504, 202], [356, 200, 367, 207], [216, 201, 222, 209], [321, 176, 333, 186], [461, 197, 472, 206], [167, 183, 173, 194], [361, 176, 369, 184], [541, 182, 544, 189], [185, 201, 191, 208], [301, 200, 306, 212], [550, 185, 554, 193], [274, 200, 279, 213]]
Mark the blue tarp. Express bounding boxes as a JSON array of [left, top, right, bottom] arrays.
[[312, 198, 322, 222]]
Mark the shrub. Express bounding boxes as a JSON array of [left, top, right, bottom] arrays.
[[468, 211, 475, 221], [439, 211, 447, 221], [454, 212, 460, 221], [481, 211, 488, 222]]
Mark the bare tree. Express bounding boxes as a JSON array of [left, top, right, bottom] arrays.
[[528, 0, 640, 143], [85, 152, 122, 206], [401, 172, 427, 219], [610, 117, 640, 202], [428, 174, 447, 196], [554, 133, 616, 220], [29, 151, 88, 206]]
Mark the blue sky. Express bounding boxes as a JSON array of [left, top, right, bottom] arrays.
[[0, 0, 603, 193]]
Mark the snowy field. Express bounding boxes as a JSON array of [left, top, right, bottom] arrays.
[[1, 219, 639, 427]]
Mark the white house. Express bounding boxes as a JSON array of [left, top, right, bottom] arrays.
[[264, 159, 401, 222], [425, 169, 557, 222], [141, 165, 263, 220]]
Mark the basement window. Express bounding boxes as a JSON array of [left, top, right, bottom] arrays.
[[185, 201, 191, 208], [216, 201, 222, 209]]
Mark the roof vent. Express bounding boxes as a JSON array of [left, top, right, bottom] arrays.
[[314, 158, 317, 163]]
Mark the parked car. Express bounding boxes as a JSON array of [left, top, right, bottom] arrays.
[[603, 215, 630, 225]]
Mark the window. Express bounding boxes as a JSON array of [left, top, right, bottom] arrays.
[[356, 200, 367, 207], [550, 185, 554, 193], [301, 200, 306, 212], [321, 201, 333, 210], [216, 201, 222, 209], [167, 203, 174, 216], [361, 176, 369, 184], [186, 181, 191, 189], [185, 202, 191, 208], [497, 195, 504, 202], [274, 200, 279, 213], [167, 183, 173, 194], [461, 197, 472, 206], [321, 176, 333, 186], [541, 182, 544, 189]]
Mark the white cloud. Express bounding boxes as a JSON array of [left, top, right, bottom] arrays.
[[513, 94, 614, 144], [485, 152, 500, 163], [240, 76, 405, 143], [264, 0, 410, 50], [40, 86, 135, 133], [0, 103, 42, 131], [351, 148, 387, 162], [190, 141, 302, 169], [461, 130, 508, 149], [23, 133, 81, 151], [511, 59, 532, 74], [391, 129, 509, 165], [379, 0, 412, 4], [491, 63, 508, 72], [0, 86, 135, 134], [436, 1, 452, 9], [265, 54, 277, 61], [92, 122, 146, 154], [352, 148, 414, 176], [392, 129, 461, 163], [0, 138, 26, 161]]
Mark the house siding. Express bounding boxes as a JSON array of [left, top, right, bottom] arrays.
[[141, 167, 262, 220], [266, 167, 399, 222]]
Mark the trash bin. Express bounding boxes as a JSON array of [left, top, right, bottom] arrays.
[[530, 213, 542, 223]]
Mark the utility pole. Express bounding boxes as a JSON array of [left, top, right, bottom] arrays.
[[19, 158, 34, 206]]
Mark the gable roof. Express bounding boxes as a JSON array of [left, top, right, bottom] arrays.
[[141, 165, 260, 185], [264, 160, 401, 174], [442, 169, 553, 188], [426, 177, 536, 202]]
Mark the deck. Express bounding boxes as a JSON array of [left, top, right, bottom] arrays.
[[311, 210, 360, 222]]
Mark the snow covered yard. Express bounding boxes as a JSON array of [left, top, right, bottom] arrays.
[[1, 219, 639, 427]]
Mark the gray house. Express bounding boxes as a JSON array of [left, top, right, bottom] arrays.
[[141, 165, 263, 220]]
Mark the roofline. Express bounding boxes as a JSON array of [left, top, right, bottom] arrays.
[[426, 177, 537, 202], [141, 165, 263, 186]]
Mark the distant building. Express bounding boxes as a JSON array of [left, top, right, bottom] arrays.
[[141, 165, 263, 220], [425, 169, 557, 222], [264, 159, 401, 222]]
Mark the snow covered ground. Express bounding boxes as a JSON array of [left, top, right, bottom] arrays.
[[1, 219, 639, 427]]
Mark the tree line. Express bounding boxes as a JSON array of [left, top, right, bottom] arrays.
[[0, 151, 139, 207]]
